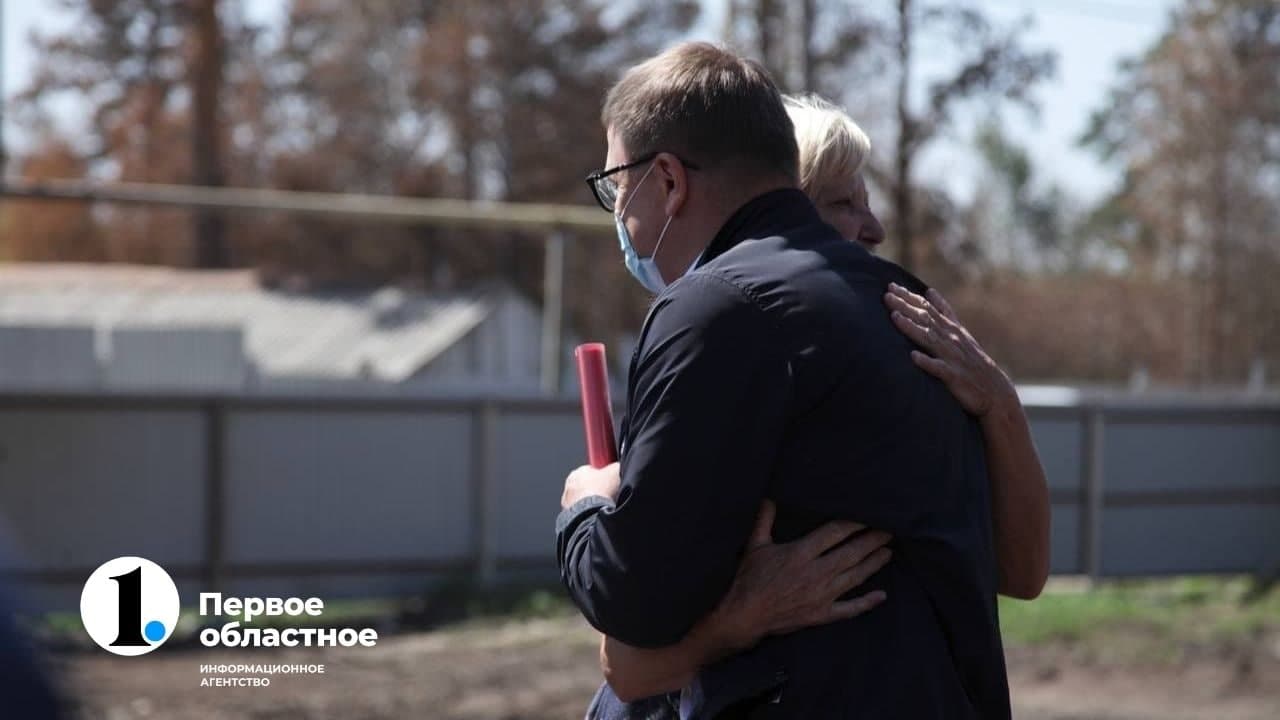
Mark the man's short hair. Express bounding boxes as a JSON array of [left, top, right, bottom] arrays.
[[784, 93, 871, 199], [602, 42, 798, 184]]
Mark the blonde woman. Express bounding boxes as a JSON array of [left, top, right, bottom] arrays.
[[784, 91, 1050, 604], [585, 94, 1049, 719]]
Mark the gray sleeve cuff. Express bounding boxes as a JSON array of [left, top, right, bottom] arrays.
[[555, 494, 615, 537]]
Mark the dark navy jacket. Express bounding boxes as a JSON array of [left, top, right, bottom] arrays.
[[557, 189, 1009, 719]]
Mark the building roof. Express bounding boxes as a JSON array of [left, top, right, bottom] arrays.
[[0, 263, 506, 384]]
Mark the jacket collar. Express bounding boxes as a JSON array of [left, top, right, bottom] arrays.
[[694, 188, 821, 268]]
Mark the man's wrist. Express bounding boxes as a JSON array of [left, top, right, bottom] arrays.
[[561, 488, 613, 511], [555, 494, 614, 537]]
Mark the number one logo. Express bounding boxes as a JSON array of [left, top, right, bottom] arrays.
[[109, 567, 150, 647], [82, 557, 180, 656]]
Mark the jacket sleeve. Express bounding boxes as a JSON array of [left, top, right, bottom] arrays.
[[556, 273, 790, 648]]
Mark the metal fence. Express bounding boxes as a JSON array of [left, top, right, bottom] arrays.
[[0, 391, 1276, 611]]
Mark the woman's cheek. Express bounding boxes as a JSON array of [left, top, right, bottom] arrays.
[[817, 205, 864, 245], [834, 214, 863, 244]]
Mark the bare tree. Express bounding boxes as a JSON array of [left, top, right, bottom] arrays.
[[1082, 0, 1280, 384], [888, 1, 1055, 273], [14, 0, 259, 266], [191, 0, 228, 268], [726, 1, 1053, 275]]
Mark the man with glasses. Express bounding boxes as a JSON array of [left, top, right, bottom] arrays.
[[586, 151, 703, 295], [557, 42, 1011, 719]]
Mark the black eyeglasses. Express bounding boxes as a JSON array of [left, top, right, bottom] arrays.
[[585, 152, 701, 213]]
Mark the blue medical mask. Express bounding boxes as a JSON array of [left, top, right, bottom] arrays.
[[615, 161, 675, 294]]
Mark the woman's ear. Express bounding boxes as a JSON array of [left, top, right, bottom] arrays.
[[655, 152, 689, 217]]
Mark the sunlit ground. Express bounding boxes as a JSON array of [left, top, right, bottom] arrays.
[[32, 577, 1280, 719]]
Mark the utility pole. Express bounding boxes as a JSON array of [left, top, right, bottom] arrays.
[[0, 1, 8, 182], [540, 232, 565, 395]]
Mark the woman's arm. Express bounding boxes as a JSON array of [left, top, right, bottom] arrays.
[[602, 500, 892, 702], [977, 391, 1051, 599], [885, 283, 1051, 600], [598, 623, 719, 703]]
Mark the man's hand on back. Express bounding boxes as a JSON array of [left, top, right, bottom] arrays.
[[561, 462, 622, 510]]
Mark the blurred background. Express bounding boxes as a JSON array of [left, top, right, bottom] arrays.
[[0, 0, 1276, 718]]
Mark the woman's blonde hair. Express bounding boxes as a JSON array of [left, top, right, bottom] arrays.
[[783, 94, 871, 198]]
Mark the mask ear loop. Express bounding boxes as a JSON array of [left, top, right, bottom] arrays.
[[617, 161, 658, 218], [651, 215, 674, 264], [620, 159, 675, 282]]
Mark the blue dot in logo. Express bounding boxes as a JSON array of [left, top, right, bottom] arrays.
[[144, 620, 166, 643]]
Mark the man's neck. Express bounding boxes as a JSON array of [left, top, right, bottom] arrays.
[[657, 178, 799, 284], [717, 177, 797, 214], [704, 176, 795, 234]]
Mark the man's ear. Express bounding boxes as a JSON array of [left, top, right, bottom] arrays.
[[655, 152, 689, 217]]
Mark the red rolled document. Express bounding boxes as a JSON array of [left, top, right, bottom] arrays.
[[575, 343, 618, 468]]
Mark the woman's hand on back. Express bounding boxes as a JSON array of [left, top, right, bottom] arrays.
[[884, 283, 1017, 417]]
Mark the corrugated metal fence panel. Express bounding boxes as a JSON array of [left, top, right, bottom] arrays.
[[0, 393, 1276, 611], [223, 409, 474, 565], [1026, 413, 1086, 575], [1098, 411, 1280, 576], [1104, 416, 1280, 494], [1102, 505, 1279, 575], [493, 410, 587, 559], [0, 407, 206, 571]]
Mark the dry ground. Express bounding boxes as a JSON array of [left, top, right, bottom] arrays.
[[55, 612, 1280, 720]]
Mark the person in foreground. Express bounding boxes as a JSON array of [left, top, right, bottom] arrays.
[[574, 93, 1052, 718], [0, 532, 68, 719], [556, 42, 1046, 719]]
